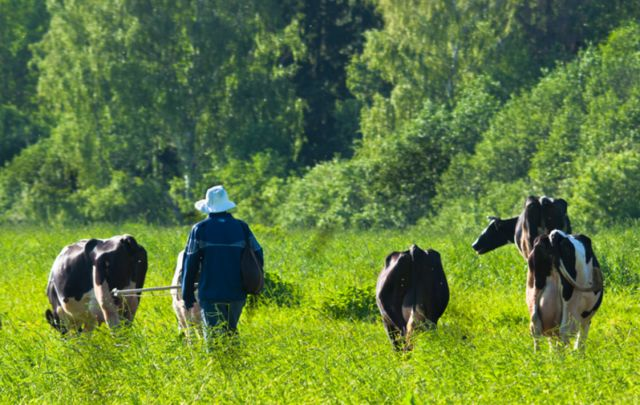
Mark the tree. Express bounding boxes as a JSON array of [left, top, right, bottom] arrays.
[[291, 0, 380, 165], [25, 0, 306, 221], [0, 0, 49, 165]]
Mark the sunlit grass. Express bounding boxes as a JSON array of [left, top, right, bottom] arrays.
[[0, 223, 638, 403]]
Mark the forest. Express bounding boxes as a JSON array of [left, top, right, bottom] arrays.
[[2, 0, 640, 229]]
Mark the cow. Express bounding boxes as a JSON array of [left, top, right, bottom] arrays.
[[472, 195, 572, 260], [170, 250, 201, 333], [376, 244, 449, 351], [527, 230, 603, 351], [45, 235, 147, 333]]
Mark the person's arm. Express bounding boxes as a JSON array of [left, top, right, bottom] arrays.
[[182, 226, 201, 309]]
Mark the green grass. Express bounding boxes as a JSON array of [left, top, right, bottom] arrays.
[[0, 223, 639, 403]]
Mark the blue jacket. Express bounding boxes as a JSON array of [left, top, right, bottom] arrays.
[[182, 212, 263, 308]]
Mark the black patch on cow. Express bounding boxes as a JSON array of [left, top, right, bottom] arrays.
[[377, 250, 413, 346], [422, 248, 450, 323], [574, 234, 594, 265], [551, 233, 576, 301], [582, 289, 604, 318], [524, 196, 543, 246], [54, 240, 97, 301], [530, 235, 553, 290], [540, 196, 572, 235], [91, 235, 147, 290]]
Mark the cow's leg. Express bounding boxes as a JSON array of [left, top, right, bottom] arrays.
[[189, 304, 202, 325], [60, 298, 91, 333], [530, 291, 543, 352], [382, 319, 403, 351], [174, 301, 189, 331], [81, 312, 98, 332], [56, 306, 75, 333], [574, 319, 591, 350], [123, 296, 140, 322], [93, 263, 120, 328], [559, 301, 571, 346]]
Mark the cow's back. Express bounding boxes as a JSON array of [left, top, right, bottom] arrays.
[[50, 239, 100, 301], [91, 235, 145, 291]]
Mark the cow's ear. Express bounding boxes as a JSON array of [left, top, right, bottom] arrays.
[[45, 309, 54, 324], [525, 195, 538, 207], [122, 235, 140, 254], [384, 251, 401, 269], [555, 198, 568, 214], [426, 249, 443, 272], [134, 246, 148, 289], [565, 216, 572, 234], [45, 309, 58, 330]]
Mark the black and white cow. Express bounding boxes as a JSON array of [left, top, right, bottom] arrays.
[[472, 195, 572, 260], [527, 230, 603, 350], [45, 235, 147, 333], [376, 245, 449, 351], [170, 250, 201, 333]]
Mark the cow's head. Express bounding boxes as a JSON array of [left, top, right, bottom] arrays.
[[45, 309, 68, 334], [472, 216, 518, 254]]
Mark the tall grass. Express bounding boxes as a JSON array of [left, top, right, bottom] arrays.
[[0, 223, 638, 403]]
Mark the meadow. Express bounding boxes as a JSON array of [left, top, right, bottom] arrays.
[[0, 222, 639, 403]]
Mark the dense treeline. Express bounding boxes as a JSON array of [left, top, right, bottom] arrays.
[[1, 0, 639, 229]]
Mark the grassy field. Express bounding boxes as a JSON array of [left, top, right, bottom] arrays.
[[0, 222, 639, 403]]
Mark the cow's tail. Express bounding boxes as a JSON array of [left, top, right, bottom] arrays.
[[557, 261, 603, 292], [406, 245, 433, 343]]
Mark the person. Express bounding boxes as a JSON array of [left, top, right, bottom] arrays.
[[182, 185, 263, 343]]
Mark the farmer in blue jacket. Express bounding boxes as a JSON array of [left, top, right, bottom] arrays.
[[182, 185, 263, 341]]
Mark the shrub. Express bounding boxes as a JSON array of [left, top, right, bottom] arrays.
[[320, 284, 378, 322], [247, 272, 301, 308], [570, 150, 640, 230]]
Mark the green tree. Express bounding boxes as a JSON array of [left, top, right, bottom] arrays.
[[291, 0, 380, 165], [21, 0, 306, 221], [0, 0, 49, 165]]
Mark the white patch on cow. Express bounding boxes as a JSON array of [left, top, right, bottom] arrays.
[[171, 250, 202, 336], [58, 290, 101, 332], [123, 281, 140, 322], [93, 265, 120, 328]]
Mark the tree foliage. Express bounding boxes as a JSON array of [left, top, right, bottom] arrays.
[[1, 1, 640, 228]]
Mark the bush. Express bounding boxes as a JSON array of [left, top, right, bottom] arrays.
[[247, 272, 301, 308], [570, 150, 640, 230], [319, 285, 378, 322]]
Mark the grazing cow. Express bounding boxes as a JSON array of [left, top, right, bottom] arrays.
[[171, 250, 201, 333], [45, 235, 147, 333], [472, 195, 572, 259], [527, 230, 603, 350], [376, 245, 449, 351]]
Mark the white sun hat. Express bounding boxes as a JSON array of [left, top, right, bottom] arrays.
[[194, 185, 236, 214]]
